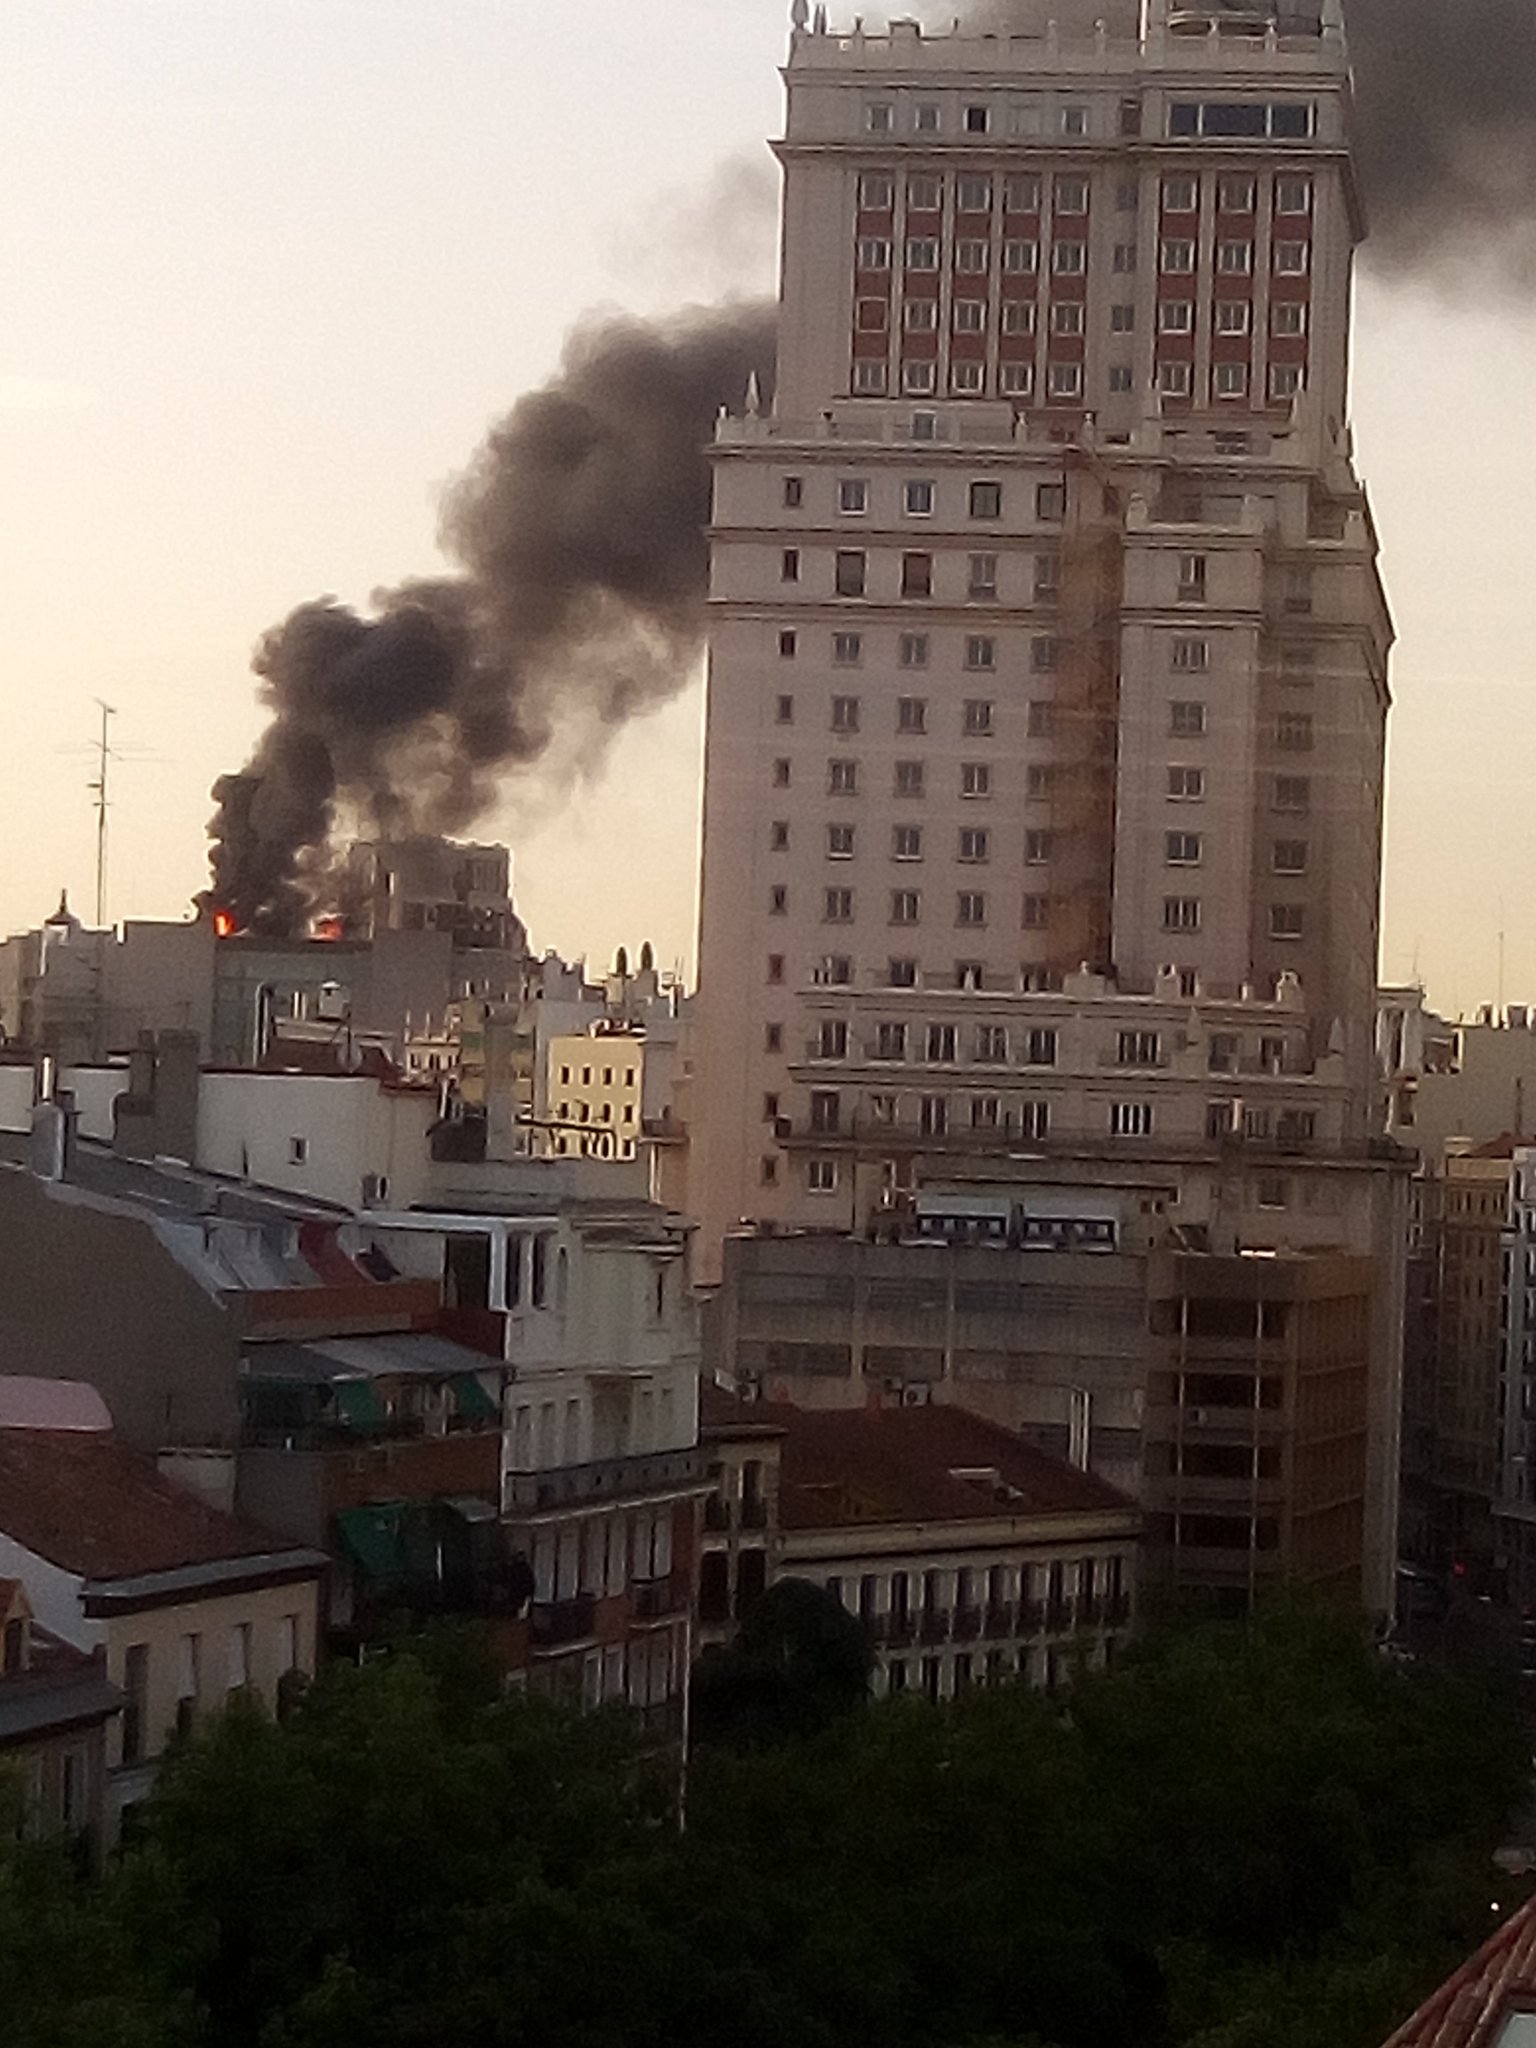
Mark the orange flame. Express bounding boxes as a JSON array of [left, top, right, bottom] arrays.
[[212, 910, 236, 939]]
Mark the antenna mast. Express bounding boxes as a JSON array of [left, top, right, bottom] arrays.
[[89, 699, 115, 928]]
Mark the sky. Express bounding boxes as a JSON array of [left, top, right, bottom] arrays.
[[2, 0, 1532, 1015]]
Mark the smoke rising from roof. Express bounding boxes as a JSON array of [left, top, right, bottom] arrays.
[[206, 300, 777, 934]]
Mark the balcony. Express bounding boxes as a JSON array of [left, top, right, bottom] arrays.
[[1018, 1600, 1046, 1635], [505, 1446, 705, 1514], [529, 1594, 596, 1648], [740, 1498, 769, 1531], [983, 1603, 1015, 1638], [703, 1494, 730, 1533], [918, 1608, 953, 1644], [631, 1575, 685, 1624], [1044, 1602, 1074, 1633], [874, 1613, 915, 1648], [952, 1605, 982, 1641]]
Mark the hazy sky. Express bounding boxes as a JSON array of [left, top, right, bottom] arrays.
[[3, 0, 1531, 1015]]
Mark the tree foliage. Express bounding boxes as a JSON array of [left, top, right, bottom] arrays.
[[0, 1597, 1524, 2048]]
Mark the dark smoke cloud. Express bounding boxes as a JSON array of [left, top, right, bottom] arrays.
[[1347, 0, 1536, 286], [207, 300, 776, 933]]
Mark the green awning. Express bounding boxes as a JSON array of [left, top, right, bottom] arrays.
[[333, 1379, 387, 1431], [451, 1373, 499, 1423], [334, 1504, 405, 1582]]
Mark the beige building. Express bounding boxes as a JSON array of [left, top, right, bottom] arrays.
[[692, 0, 1391, 1270], [546, 1029, 644, 1163]]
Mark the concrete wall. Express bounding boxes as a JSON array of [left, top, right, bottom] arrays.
[[196, 1072, 436, 1212]]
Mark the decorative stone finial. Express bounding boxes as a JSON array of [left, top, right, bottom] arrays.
[[791, 0, 808, 26], [745, 371, 762, 418]]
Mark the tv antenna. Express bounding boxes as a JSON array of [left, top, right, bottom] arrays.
[[87, 699, 116, 928]]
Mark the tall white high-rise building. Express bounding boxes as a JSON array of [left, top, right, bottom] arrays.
[[693, 0, 1393, 1275]]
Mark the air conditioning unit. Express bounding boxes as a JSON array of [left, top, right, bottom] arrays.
[[774, 1117, 793, 1141], [902, 1384, 932, 1407]]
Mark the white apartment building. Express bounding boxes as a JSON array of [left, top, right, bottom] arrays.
[[692, 0, 1392, 1273]]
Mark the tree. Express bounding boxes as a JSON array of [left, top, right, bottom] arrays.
[[691, 1577, 874, 1748]]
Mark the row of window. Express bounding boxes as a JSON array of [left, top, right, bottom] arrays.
[[780, 546, 1063, 599], [859, 296, 1309, 338], [794, 474, 1059, 520], [771, 756, 1314, 802], [774, 632, 1317, 679], [851, 357, 1305, 400], [774, 820, 1309, 871], [552, 1099, 637, 1125], [796, 1022, 1297, 1071], [859, 94, 1316, 143], [856, 170, 1312, 217], [858, 234, 1311, 276], [776, 885, 1311, 936], [1161, 900, 1311, 939]]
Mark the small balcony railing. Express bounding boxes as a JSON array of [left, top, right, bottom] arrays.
[[918, 1608, 953, 1644], [983, 1603, 1015, 1638], [952, 1605, 982, 1641], [529, 1594, 596, 1648], [631, 1576, 683, 1623]]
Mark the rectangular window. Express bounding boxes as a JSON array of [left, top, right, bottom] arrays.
[[1158, 360, 1193, 396], [1031, 635, 1059, 672], [1111, 242, 1138, 273], [905, 298, 938, 332], [227, 1622, 251, 1693], [1274, 240, 1310, 274], [892, 824, 923, 861], [859, 171, 894, 210], [965, 103, 991, 134], [1000, 300, 1036, 335], [1271, 300, 1307, 336], [953, 298, 986, 333], [926, 1022, 958, 1063], [1269, 903, 1306, 940], [1273, 774, 1310, 811], [909, 173, 942, 212], [1170, 699, 1206, 736], [962, 699, 994, 735], [1024, 829, 1053, 865], [1004, 174, 1042, 213], [1115, 176, 1139, 210], [866, 101, 893, 134], [920, 1094, 950, 1137], [835, 550, 867, 597], [781, 548, 800, 582], [827, 824, 855, 859], [899, 632, 929, 668], [1216, 239, 1253, 274], [1034, 553, 1061, 599], [832, 632, 862, 667], [1214, 361, 1248, 397], [122, 1643, 149, 1763], [1110, 1102, 1154, 1137], [1270, 363, 1303, 399], [1118, 1030, 1161, 1066], [1276, 712, 1313, 750], [967, 553, 998, 599], [1159, 299, 1194, 333], [856, 238, 892, 270], [807, 1158, 839, 1193], [1162, 175, 1198, 212], [999, 362, 1035, 396], [956, 891, 987, 927], [901, 552, 933, 598], [897, 696, 927, 733], [959, 826, 990, 862], [915, 101, 940, 134], [1060, 104, 1088, 137], [1163, 896, 1201, 932], [903, 360, 938, 395], [1047, 361, 1084, 399], [1054, 176, 1089, 214], [1026, 763, 1054, 799], [838, 479, 868, 515], [1272, 839, 1307, 874], [1052, 240, 1086, 274], [1023, 1027, 1058, 1065], [852, 361, 888, 395], [975, 1023, 1008, 1061], [955, 240, 990, 273], [890, 889, 922, 925], [1171, 636, 1208, 670], [773, 757, 791, 787], [1275, 175, 1312, 214], [1110, 302, 1136, 331], [904, 479, 935, 517], [961, 762, 991, 798], [895, 760, 926, 798], [964, 635, 996, 671], [951, 360, 985, 395], [1214, 299, 1251, 334], [783, 476, 803, 508], [1109, 365, 1134, 391], [1167, 765, 1205, 800], [1035, 482, 1066, 521], [1003, 239, 1040, 274], [1161, 238, 1196, 272], [1026, 700, 1055, 738], [1218, 175, 1256, 212], [957, 175, 992, 213], [828, 758, 858, 794], [769, 883, 787, 915], [1165, 830, 1203, 866], [875, 1021, 908, 1060], [823, 887, 854, 923], [969, 479, 1002, 519], [1178, 553, 1207, 601], [905, 237, 940, 270]]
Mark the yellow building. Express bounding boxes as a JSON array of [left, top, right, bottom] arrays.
[[547, 1029, 644, 1162]]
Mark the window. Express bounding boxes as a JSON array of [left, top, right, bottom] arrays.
[[892, 823, 923, 861], [1161, 238, 1196, 272], [903, 360, 937, 395], [1060, 104, 1088, 137], [288, 1136, 308, 1164], [1048, 359, 1084, 399], [959, 826, 990, 863], [1273, 774, 1310, 811], [781, 547, 800, 582], [1162, 174, 1198, 212], [964, 635, 996, 671], [891, 889, 922, 925], [904, 479, 934, 516], [1003, 239, 1040, 274], [1272, 838, 1307, 874], [1272, 300, 1307, 336], [963, 699, 994, 735], [964, 103, 990, 134], [908, 173, 942, 211], [828, 757, 858, 794], [1178, 553, 1207, 601], [760, 1156, 778, 1186], [1026, 763, 1054, 799], [1274, 240, 1310, 274], [955, 961, 985, 992], [1118, 1030, 1161, 1066], [1034, 552, 1061, 599], [957, 175, 992, 213], [1110, 302, 1136, 331], [838, 479, 868, 514], [856, 237, 891, 271], [835, 550, 867, 597], [817, 1021, 849, 1060], [955, 240, 990, 274], [859, 171, 894, 210], [866, 101, 893, 134], [1004, 175, 1041, 212], [1026, 700, 1055, 738], [1052, 241, 1086, 274], [1115, 177, 1139, 210], [1111, 241, 1138, 272], [122, 1643, 149, 1763], [1001, 300, 1036, 335], [901, 552, 933, 598], [875, 1022, 908, 1061], [1269, 904, 1306, 940], [920, 1094, 950, 1136], [1110, 1102, 1153, 1138], [1217, 239, 1253, 274], [951, 360, 985, 395], [956, 891, 987, 927], [1163, 896, 1201, 931], [227, 1621, 251, 1693], [971, 1095, 1002, 1130], [1270, 363, 1303, 399], [1055, 176, 1089, 214], [1023, 1027, 1058, 1066], [1215, 299, 1251, 333], [1277, 1108, 1316, 1143], [832, 632, 862, 667], [827, 823, 855, 859], [1167, 765, 1205, 800], [769, 884, 787, 915], [968, 552, 998, 599], [905, 298, 938, 331], [783, 476, 803, 508], [961, 762, 991, 798], [1021, 894, 1050, 931], [1000, 363, 1035, 396], [816, 954, 852, 987], [895, 760, 926, 798], [1171, 635, 1208, 671], [808, 1158, 840, 1193], [1214, 361, 1248, 397], [914, 104, 940, 138], [926, 1023, 958, 1063], [1275, 175, 1312, 214], [1159, 360, 1193, 397], [765, 1022, 783, 1051], [953, 298, 985, 332], [1219, 175, 1256, 212], [773, 757, 791, 787], [1159, 299, 1194, 333], [1165, 831, 1203, 866], [1036, 481, 1066, 520], [1276, 711, 1313, 751], [1024, 829, 1053, 865], [771, 820, 788, 850], [969, 480, 1002, 519], [975, 1023, 1008, 1061], [823, 887, 854, 923], [1031, 635, 1059, 672], [852, 360, 887, 395], [897, 696, 927, 733], [905, 237, 940, 270], [899, 632, 929, 667]]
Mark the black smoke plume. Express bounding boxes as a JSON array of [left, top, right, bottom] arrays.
[[206, 300, 776, 933]]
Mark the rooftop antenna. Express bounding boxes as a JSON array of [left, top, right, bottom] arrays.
[[87, 699, 116, 929]]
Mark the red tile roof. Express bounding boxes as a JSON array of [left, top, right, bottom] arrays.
[[1381, 1894, 1536, 2047], [0, 1430, 314, 1582], [768, 1402, 1136, 1532]]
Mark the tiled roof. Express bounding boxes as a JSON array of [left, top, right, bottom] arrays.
[[1381, 1894, 1536, 2047], [0, 1429, 317, 1583], [771, 1402, 1137, 1532], [0, 1376, 112, 1432]]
